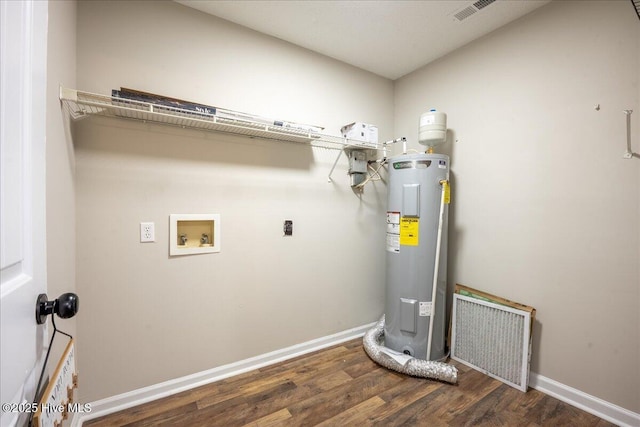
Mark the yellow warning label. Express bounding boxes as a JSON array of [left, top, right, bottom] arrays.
[[443, 181, 451, 204], [400, 217, 419, 246]]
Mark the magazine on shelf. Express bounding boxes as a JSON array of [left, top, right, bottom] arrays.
[[112, 88, 217, 116], [111, 87, 324, 136]]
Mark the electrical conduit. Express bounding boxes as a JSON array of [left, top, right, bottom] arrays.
[[426, 179, 448, 361]]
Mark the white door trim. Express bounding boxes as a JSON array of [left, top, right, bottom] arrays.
[[0, 1, 48, 426]]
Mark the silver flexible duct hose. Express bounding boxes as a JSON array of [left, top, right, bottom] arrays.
[[363, 315, 458, 384]]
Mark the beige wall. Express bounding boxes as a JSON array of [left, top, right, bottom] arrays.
[[75, 0, 392, 402], [46, 0, 77, 363], [394, 0, 639, 413], [69, 0, 639, 414]]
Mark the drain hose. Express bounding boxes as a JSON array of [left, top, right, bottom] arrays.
[[363, 315, 458, 384]]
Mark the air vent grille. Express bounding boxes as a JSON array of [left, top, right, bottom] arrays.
[[454, 6, 477, 21], [453, 0, 497, 22], [451, 293, 532, 392], [473, 0, 497, 10]]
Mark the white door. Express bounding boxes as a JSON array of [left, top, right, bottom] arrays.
[[0, 1, 49, 426]]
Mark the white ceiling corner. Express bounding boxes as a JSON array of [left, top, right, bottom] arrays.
[[175, 0, 551, 80]]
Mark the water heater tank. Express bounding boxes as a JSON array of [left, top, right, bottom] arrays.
[[384, 153, 449, 361], [418, 109, 447, 147]]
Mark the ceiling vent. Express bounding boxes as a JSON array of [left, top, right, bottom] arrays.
[[632, 0, 640, 20], [453, 0, 497, 22], [473, 0, 497, 10]]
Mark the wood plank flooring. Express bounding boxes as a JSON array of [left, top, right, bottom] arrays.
[[84, 339, 615, 426]]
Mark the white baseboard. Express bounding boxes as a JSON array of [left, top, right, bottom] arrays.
[[529, 372, 640, 427], [71, 324, 640, 427], [71, 322, 374, 426]]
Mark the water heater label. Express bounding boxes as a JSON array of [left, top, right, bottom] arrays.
[[386, 212, 401, 253], [386, 211, 400, 233], [400, 217, 419, 246], [393, 160, 431, 170], [386, 233, 400, 253], [419, 301, 432, 316], [443, 181, 451, 204]]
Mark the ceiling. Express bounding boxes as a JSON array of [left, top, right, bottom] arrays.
[[175, 0, 551, 80]]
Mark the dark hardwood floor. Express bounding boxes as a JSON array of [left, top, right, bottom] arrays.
[[84, 339, 615, 426]]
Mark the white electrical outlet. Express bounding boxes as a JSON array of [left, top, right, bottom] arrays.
[[140, 222, 155, 243]]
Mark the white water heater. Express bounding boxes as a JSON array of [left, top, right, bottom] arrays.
[[384, 110, 449, 361]]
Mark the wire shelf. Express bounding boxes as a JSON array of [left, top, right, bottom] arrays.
[[59, 87, 381, 151]]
